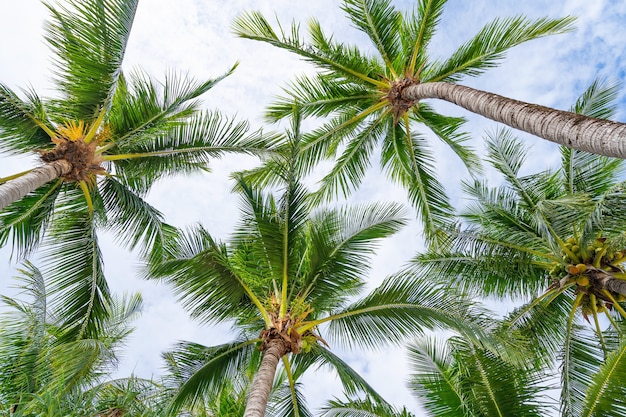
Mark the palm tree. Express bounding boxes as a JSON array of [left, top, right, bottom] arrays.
[[232, 0, 576, 242], [0, 261, 163, 417], [147, 115, 490, 417], [0, 0, 272, 340], [412, 80, 626, 416]]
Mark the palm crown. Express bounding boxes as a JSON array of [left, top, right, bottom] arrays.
[[232, 0, 574, 242], [0, 0, 270, 340], [147, 115, 491, 416], [413, 80, 626, 416]]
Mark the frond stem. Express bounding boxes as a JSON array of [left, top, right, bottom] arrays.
[[282, 355, 300, 417], [0, 168, 35, 184], [600, 290, 626, 320], [78, 180, 94, 215], [301, 100, 389, 153]]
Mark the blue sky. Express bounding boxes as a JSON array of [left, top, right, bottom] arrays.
[[1, 0, 626, 413]]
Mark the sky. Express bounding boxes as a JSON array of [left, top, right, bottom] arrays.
[[1, 0, 626, 414]]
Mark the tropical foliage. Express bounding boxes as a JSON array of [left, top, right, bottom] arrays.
[[146, 116, 491, 416], [412, 79, 626, 416], [0, 262, 167, 416], [232, 0, 574, 243], [2, 0, 626, 416], [0, 0, 271, 341]]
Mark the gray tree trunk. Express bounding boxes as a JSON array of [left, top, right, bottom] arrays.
[[0, 160, 71, 210], [243, 338, 287, 417], [402, 82, 626, 159]]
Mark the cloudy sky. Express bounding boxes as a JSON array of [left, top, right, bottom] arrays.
[[1, 0, 626, 413]]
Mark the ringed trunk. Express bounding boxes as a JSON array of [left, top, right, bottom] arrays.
[[402, 82, 626, 159], [0, 160, 71, 210], [243, 338, 289, 417], [596, 274, 626, 297]]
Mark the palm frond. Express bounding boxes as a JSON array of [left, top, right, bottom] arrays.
[[381, 119, 454, 242], [0, 263, 51, 406], [561, 79, 624, 195], [321, 396, 411, 417], [425, 15, 576, 82], [341, 0, 402, 76], [0, 83, 53, 154], [44, 0, 139, 120], [163, 339, 258, 414], [323, 271, 490, 350], [461, 179, 548, 248], [267, 380, 314, 417], [110, 66, 237, 147], [581, 337, 626, 417], [414, 104, 481, 174], [499, 292, 573, 367], [401, 0, 448, 73], [267, 74, 377, 122], [147, 224, 265, 326], [407, 337, 470, 417], [0, 179, 63, 256], [303, 202, 408, 310], [579, 180, 626, 247], [232, 12, 384, 87], [560, 323, 604, 417], [484, 129, 540, 208], [287, 348, 382, 408], [571, 78, 620, 120], [314, 110, 387, 201], [40, 188, 112, 342], [449, 335, 552, 417], [98, 176, 177, 261], [413, 228, 550, 299]]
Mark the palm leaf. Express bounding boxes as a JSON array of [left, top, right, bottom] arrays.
[[323, 271, 490, 350], [232, 12, 383, 87], [341, 0, 402, 75], [267, 380, 314, 417], [44, 0, 139, 120], [560, 323, 604, 417], [98, 176, 177, 259], [425, 15, 576, 82], [287, 346, 386, 406], [0, 83, 53, 154], [322, 397, 411, 417], [40, 188, 111, 342], [303, 202, 408, 310], [408, 337, 468, 417], [571, 78, 620, 120], [315, 111, 387, 201], [401, 0, 448, 73], [147, 224, 265, 326], [561, 79, 623, 195], [581, 337, 626, 417], [0, 179, 63, 256], [109, 66, 237, 147], [381, 119, 454, 242], [267, 74, 377, 121], [414, 104, 481, 174], [163, 339, 258, 413]]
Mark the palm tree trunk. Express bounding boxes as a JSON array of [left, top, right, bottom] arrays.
[[0, 160, 71, 210], [244, 338, 288, 417], [403, 82, 626, 159]]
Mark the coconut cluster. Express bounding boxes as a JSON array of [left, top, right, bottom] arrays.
[[548, 236, 626, 315]]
